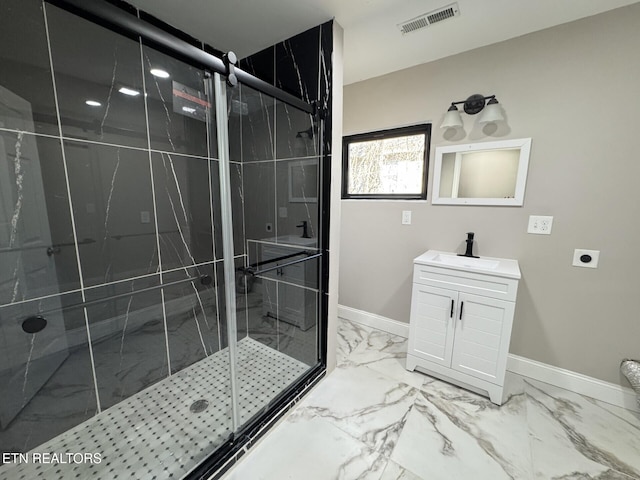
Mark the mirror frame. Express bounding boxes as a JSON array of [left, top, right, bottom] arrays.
[[432, 137, 532, 206]]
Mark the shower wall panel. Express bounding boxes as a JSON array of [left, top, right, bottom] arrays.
[[0, 0, 333, 476], [0, 0, 229, 457], [232, 22, 332, 368]]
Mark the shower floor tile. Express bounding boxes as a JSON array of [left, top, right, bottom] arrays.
[[0, 337, 309, 480]]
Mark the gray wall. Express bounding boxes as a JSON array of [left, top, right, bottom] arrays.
[[339, 4, 640, 386]]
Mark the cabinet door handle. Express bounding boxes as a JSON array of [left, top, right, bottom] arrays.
[[459, 301, 464, 320], [450, 299, 454, 318]]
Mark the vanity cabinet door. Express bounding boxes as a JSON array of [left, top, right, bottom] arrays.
[[451, 293, 514, 385], [408, 283, 457, 367]]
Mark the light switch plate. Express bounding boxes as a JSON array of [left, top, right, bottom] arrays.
[[140, 211, 151, 224], [528, 215, 553, 234], [278, 207, 288, 218], [402, 210, 412, 225], [572, 249, 599, 268]]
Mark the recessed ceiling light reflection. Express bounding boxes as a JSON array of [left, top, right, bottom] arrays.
[[85, 100, 102, 107], [182, 106, 196, 114], [150, 68, 170, 78], [118, 86, 141, 96]]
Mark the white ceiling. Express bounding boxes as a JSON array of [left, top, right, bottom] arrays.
[[128, 0, 639, 85]]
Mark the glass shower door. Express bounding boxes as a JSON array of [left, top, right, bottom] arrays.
[[222, 80, 323, 429], [0, 1, 324, 477]]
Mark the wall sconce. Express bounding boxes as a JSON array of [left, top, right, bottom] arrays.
[[294, 126, 316, 154], [440, 94, 504, 129]]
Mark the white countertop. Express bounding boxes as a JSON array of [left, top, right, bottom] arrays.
[[260, 235, 318, 248], [414, 250, 521, 280]]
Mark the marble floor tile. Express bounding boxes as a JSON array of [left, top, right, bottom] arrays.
[[295, 364, 417, 457], [336, 318, 373, 365], [224, 416, 386, 480], [344, 329, 431, 391], [380, 460, 422, 480], [526, 379, 640, 479], [223, 319, 640, 480], [391, 378, 532, 480]]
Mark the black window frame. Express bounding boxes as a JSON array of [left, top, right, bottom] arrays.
[[342, 123, 431, 200]]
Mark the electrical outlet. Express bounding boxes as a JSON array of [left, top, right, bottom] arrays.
[[572, 249, 599, 268], [402, 210, 412, 225], [527, 215, 553, 235]]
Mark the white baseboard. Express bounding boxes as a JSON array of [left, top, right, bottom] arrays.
[[507, 354, 639, 412], [337, 305, 409, 338], [337, 304, 639, 413]]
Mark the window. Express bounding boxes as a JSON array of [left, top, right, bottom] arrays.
[[342, 124, 431, 200]]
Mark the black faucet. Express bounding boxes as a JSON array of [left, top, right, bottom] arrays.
[[296, 221, 311, 238], [458, 232, 479, 258]]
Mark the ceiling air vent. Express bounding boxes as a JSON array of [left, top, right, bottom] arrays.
[[398, 3, 460, 35]]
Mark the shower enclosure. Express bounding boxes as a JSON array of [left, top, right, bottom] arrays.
[[0, 1, 330, 478]]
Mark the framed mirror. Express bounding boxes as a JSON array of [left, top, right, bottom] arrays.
[[288, 158, 318, 203], [432, 138, 532, 206]]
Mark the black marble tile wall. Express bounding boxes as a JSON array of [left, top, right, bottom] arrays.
[[277, 286, 318, 366], [242, 161, 276, 242], [0, 291, 98, 452], [84, 275, 166, 410], [239, 86, 275, 162], [245, 276, 278, 351], [320, 21, 333, 156], [239, 47, 275, 86], [275, 100, 318, 159], [142, 44, 212, 157], [233, 256, 249, 342], [64, 141, 158, 287], [151, 152, 214, 270], [235, 22, 331, 370], [163, 264, 220, 373], [0, 131, 81, 305], [0, 0, 58, 135], [45, 4, 148, 148], [0, 0, 333, 458], [275, 158, 319, 246], [211, 158, 224, 258], [229, 162, 245, 256], [275, 27, 319, 103]]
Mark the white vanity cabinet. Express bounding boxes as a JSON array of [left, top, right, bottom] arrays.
[[260, 236, 318, 331], [406, 250, 521, 405]]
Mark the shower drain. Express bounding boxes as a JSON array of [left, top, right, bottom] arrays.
[[189, 399, 209, 413]]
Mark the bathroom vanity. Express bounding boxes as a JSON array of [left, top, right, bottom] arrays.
[[260, 235, 318, 331], [406, 250, 521, 405]]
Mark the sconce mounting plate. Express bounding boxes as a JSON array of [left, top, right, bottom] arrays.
[[463, 94, 486, 115]]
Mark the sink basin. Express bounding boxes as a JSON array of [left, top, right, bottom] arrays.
[[414, 250, 521, 279], [415, 250, 521, 279], [432, 253, 500, 270]]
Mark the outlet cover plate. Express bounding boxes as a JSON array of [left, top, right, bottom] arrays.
[[402, 210, 412, 225], [572, 249, 599, 268], [528, 215, 553, 235]]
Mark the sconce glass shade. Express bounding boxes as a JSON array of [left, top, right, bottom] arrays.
[[294, 133, 307, 155], [478, 99, 504, 124], [440, 106, 464, 129]]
